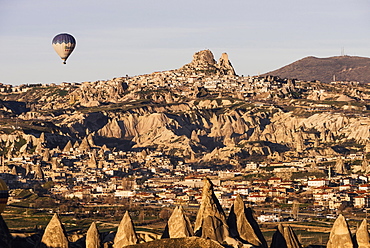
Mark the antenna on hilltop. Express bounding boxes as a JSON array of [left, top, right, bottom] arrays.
[[341, 47, 345, 56]]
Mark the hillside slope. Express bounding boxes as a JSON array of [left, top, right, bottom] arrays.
[[263, 55, 370, 83]]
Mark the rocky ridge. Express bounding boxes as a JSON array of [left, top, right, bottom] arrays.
[[2, 50, 370, 169]]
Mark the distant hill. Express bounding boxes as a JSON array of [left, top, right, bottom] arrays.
[[262, 55, 370, 83]]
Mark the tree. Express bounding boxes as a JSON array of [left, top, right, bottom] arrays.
[[159, 209, 171, 220]]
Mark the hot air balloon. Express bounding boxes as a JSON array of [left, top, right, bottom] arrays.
[[0, 178, 8, 214], [52, 33, 76, 64]]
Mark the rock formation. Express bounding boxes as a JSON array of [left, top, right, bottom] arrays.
[[326, 214, 353, 248], [98, 118, 123, 139], [34, 163, 44, 180], [63, 140, 73, 153], [355, 219, 370, 248], [179, 50, 235, 76], [217, 52, 236, 75], [162, 206, 194, 239], [79, 137, 91, 152], [86, 221, 101, 248], [194, 178, 235, 245], [227, 194, 267, 247], [114, 211, 138, 248], [125, 236, 224, 248], [270, 224, 301, 248], [39, 213, 69, 248], [335, 157, 347, 174], [88, 153, 98, 168]]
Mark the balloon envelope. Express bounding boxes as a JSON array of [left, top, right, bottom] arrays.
[[0, 178, 8, 214], [52, 33, 76, 64]]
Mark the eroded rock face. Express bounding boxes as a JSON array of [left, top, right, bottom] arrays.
[[227, 195, 267, 247], [178, 50, 235, 76], [194, 178, 230, 243], [327, 214, 353, 248], [270, 224, 301, 248], [98, 118, 123, 139], [86, 222, 101, 248], [162, 206, 194, 239], [40, 213, 69, 248], [218, 53, 236, 76], [114, 211, 138, 248], [125, 236, 224, 248], [355, 219, 370, 248]]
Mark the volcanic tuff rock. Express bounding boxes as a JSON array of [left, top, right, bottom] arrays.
[[86, 222, 101, 248], [179, 50, 236, 76], [39, 213, 69, 248], [193, 178, 243, 247], [161, 206, 194, 239], [355, 219, 370, 248], [194, 178, 229, 242], [114, 211, 138, 248], [270, 224, 301, 248], [326, 214, 353, 248], [125, 237, 225, 248], [227, 195, 267, 247]]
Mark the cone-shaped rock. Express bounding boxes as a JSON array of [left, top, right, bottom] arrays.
[[227, 195, 267, 247], [40, 213, 69, 248], [356, 219, 370, 248], [11, 166, 17, 176], [79, 137, 91, 152], [270, 224, 301, 248], [162, 206, 194, 239], [194, 178, 229, 243], [86, 222, 101, 248], [63, 140, 73, 153], [39, 132, 46, 144], [42, 149, 51, 162], [0, 215, 12, 248], [114, 211, 138, 248], [88, 153, 98, 168], [87, 133, 96, 147], [327, 214, 353, 248]]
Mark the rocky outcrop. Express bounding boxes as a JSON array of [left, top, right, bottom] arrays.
[[39, 213, 69, 248], [63, 140, 73, 153], [227, 195, 267, 247], [355, 219, 370, 248], [125, 236, 224, 248], [335, 157, 347, 174], [114, 211, 138, 248], [218, 53, 236, 75], [194, 178, 241, 247], [270, 224, 301, 248], [162, 206, 194, 239], [179, 50, 235, 76], [86, 222, 101, 248], [327, 214, 353, 248], [98, 118, 123, 139]]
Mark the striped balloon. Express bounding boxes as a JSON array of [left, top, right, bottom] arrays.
[[52, 33, 76, 64], [0, 179, 8, 214]]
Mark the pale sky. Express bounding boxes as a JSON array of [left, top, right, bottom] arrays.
[[1, 0, 369, 85]]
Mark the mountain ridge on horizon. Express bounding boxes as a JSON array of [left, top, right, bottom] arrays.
[[262, 54, 370, 84]]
